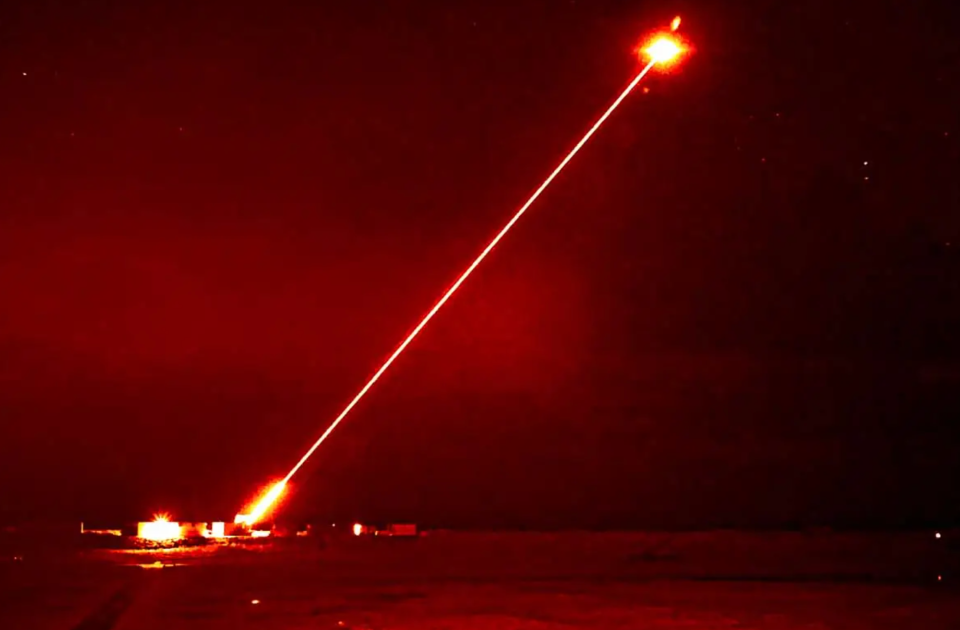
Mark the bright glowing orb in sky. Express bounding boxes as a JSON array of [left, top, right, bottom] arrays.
[[644, 36, 683, 64]]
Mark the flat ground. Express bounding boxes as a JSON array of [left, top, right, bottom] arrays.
[[1, 531, 957, 629]]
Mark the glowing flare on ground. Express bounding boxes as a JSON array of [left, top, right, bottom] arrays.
[[138, 514, 182, 541], [353, 523, 363, 536], [235, 480, 286, 526], [239, 18, 691, 523], [671, 16, 681, 31]]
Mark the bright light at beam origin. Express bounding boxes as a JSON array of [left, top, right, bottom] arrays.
[[236, 480, 286, 526], [239, 19, 690, 524]]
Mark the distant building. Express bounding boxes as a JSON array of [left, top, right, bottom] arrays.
[[350, 523, 419, 537], [387, 524, 417, 537]]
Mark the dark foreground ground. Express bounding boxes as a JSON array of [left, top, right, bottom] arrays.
[[1, 531, 958, 629]]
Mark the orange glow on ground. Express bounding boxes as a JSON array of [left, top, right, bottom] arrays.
[[137, 514, 182, 542], [235, 480, 286, 527], [353, 523, 363, 536]]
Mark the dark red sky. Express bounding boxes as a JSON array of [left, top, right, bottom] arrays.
[[1, 0, 958, 527]]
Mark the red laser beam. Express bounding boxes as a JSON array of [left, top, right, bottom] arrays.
[[239, 23, 688, 524]]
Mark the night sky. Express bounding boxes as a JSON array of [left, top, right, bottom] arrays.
[[1, 0, 958, 529]]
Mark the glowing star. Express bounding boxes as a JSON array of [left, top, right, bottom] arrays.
[[238, 18, 693, 524], [138, 514, 182, 542]]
